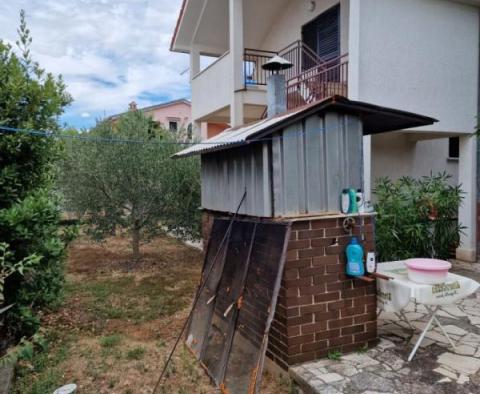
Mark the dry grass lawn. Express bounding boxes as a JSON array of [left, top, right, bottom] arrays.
[[12, 234, 293, 394]]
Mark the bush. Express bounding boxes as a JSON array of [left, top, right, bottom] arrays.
[[0, 11, 72, 342], [373, 173, 464, 262]]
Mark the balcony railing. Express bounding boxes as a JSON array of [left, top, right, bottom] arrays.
[[286, 54, 349, 110], [243, 41, 325, 86], [243, 41, 348, 112]]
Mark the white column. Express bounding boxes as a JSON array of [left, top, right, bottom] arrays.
[[190, 45, 200, 81], [456, 135, 477, 262], [363, 135, 372, 202], [229, 0, 244, 127]]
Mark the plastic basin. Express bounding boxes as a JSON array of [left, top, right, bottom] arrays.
[[405, 258, 452, 284]]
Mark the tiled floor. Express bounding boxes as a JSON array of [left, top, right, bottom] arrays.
[[290, 261, 480, 394]]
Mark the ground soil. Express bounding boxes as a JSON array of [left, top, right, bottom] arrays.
[[12, 233, 292, 394]]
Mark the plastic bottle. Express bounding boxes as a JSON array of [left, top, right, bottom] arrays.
[[348, 188, 358, 214], [341, 189, 350, 214], [356, 189, 364, 212], [346, 237, 365, 277]]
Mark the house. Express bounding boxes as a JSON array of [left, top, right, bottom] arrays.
[[110, 98, 192, 132], [170, 0, 479, 262]]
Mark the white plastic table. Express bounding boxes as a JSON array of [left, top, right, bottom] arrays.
[[376, 260, 480, 361]]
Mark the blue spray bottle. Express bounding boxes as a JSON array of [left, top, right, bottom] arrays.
[[346, 237, 365, 277]]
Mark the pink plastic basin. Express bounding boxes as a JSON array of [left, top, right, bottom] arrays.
[[405, 258, 452, 284]]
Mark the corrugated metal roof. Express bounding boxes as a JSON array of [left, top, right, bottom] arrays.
[[173, 109, 299, 157], [174, 96, 437, 158]]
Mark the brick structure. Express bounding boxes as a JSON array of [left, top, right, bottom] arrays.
[[201, 211, 378, 370]]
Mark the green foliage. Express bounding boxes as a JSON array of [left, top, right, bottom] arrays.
[[374, 173, 464, 262], [100, 334, 122, 348], [59, 110, 201, 259], [327, 350, 342, 360], [126, 346, 145, 360], [0, 11, 71, 341]]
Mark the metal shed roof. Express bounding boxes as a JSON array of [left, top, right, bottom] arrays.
[[174, 96, 437, 158]]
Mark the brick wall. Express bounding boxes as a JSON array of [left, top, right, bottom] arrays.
[[267, 215, 377, 369], [201, 211, 378, 370]]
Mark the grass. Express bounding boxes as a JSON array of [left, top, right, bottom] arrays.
[[12, 233, 290, 394], [327, 350, 342, 361]]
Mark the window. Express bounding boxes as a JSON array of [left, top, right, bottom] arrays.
[[169, 121, 178, 132], [448, 137, 459, 159]]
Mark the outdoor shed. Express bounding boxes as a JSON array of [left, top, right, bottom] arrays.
[[175, 96, 437, 218], [175, 96, 437, 374]]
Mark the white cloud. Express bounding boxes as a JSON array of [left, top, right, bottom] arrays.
[[0, 0, 190, 126], [80, 112, 91, 118]]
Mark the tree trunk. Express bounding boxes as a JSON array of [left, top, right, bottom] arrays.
[[132, 227, 141, 261]]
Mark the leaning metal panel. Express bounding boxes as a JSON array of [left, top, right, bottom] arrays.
[[185, 219, 230, 357], [201, 221, 257, 384], [223, 222, 290, 394]]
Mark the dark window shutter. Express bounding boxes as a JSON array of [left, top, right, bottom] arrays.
[[302, 5, 340, 62]]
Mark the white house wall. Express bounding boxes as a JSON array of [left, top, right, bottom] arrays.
[[352, 0, 479, 134], [259, 0, 350, 53], [371, 134, 459, 187]]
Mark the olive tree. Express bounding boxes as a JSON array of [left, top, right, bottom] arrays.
[[60, 110, 201, 260]]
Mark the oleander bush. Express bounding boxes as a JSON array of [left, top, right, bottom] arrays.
[[374, 173, 464, 262]]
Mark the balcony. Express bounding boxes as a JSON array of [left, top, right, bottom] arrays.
[[191, 41, 348, 124]]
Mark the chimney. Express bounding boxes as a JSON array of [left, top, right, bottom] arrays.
[[128, 101, 138, 111], [262, 55, 293, 117]]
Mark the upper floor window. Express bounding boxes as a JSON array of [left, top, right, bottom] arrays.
[[169, 121, 178, 132]]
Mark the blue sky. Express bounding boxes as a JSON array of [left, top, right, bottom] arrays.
[[0, 0, 190, 129]]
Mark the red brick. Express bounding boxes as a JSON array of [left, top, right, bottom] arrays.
[[299, 247, 325, 258], [329, 335, 353, 347], [311, 218, 338, 228], [342, 287, 366, 299], [286, 307, 300, 318], [289, 231, 298, 241], [300, 285, 327, 296], [313, 273, 338, 285], [314, 292, 340, 303], [327, 300, 352, 311], [284, 268, 299, 280], [328, 317, 353, 329], [288, 239, 310, 250], [301, 321, 328, 334], [315, 329, 340, 340], [288, 334, 314, 346], [302, 340, 328, 352], [292, 221, 310, 230], [285, 295, 313, 307], [288, 314, 314, 326], [287, 326, 301, 337], [298, 229, 325, 239], [285, 286, 299, 297], [311, 238, 335, 247], [312, 255, 338, 266], [300, 303, 327, 315], [354, 331, 377, 342], [341, 324, 365, 335], [325, 262, 341, 273], [326, 245, 343, 255], [283, 277, 312, 288], [286, 249, 298, 261], [285, 258, 312, 269], [354, 312, 376, 324], [299, 266, 325, 277], [341, 306, 366, 317], [314, 310, 339, 322], [325, 227, 349, 237]]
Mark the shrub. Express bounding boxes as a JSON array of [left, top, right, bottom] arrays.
[[0, 11, 72, 342], [374, 173, 464, 262]]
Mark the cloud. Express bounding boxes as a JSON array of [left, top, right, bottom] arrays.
[[0, 0, 190, 128], [80, 112, 91, 118]]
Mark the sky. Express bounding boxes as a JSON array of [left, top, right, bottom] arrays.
[[0, 0, 190, 129]]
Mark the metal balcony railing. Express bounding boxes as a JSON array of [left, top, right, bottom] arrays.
[[286, 54, 349, 110], [243, 41, 348, 112]]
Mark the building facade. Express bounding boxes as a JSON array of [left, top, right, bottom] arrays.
[[171, 0, 479, 261]]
